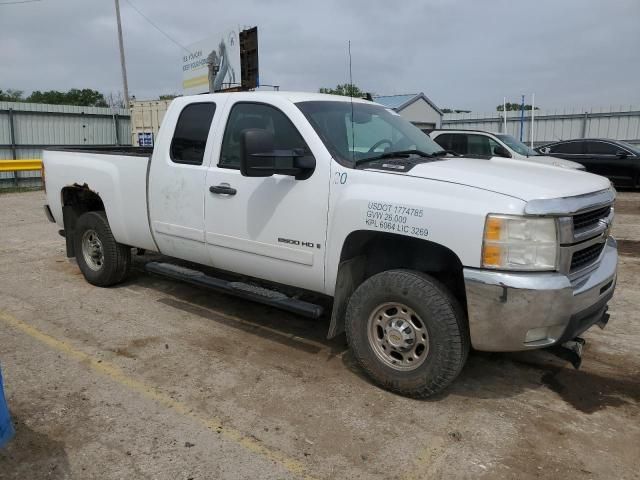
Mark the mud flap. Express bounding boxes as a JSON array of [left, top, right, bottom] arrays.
[[327, 256, 366, 339], [62, 205, 78, 258]]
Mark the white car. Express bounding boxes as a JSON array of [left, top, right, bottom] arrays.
[[42, 92, 616, 397], [430, 129, 585, 170]]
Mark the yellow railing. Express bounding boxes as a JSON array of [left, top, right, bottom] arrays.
[[0, 159, 43, 173]]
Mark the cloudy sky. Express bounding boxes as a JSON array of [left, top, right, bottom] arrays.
[[1, 0, 638, 112]]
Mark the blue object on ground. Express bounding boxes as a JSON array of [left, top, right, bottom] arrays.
[[0, 364, 14, 447]]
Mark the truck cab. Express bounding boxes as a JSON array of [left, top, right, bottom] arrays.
[[42, 92, 617, 398]]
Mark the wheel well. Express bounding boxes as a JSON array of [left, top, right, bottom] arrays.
[[60, 185, 105, 257], [328, 230, 467, 339]]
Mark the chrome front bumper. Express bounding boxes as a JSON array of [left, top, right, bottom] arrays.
[[463, 236, 617, 352]]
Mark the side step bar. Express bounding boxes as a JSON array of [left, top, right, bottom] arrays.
[[145, 262, 324, 319]]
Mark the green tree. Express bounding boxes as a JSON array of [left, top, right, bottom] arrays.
[[0, 89, 24, 102], [159, 93, 180, 100], [26, 88, 108, 107], [497, 102, 539, 112], [319, 83, 364, 97]]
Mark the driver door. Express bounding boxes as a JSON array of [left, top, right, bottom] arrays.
[[203, 99, 330, 293]]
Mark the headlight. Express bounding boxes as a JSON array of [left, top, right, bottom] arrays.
[[482, 215, 557, 271]]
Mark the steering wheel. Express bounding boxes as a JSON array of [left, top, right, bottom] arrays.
[[368, 139, 393, 153]]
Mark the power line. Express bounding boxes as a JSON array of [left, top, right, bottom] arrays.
[[121, 0, 192, 54], [0, 0, 42, 5]]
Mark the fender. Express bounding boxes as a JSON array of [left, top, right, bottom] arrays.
[[327, 230, 466, 339]]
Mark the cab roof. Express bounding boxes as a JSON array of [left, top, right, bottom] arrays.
[[180, 90, 375, 105]]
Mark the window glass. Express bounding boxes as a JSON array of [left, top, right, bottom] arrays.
[[449, 134, 468, 154], [346, 113, 399, 153], [296, 101, 441, 164], [617, 141, 640, 155], [170, 103, 216, 165], [586, 141, 618, 155], [495, 134, 538, 156], [467, 135, 493, 156], [219, 103, 308, 169], [487, 137, 505, 156], [433, 134, 454, 151], [550, 141, 583, 154]]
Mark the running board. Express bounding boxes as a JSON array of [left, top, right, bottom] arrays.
[[145, 262, 324, 319]]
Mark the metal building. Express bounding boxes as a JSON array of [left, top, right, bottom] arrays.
[[442, 105, 640, 146], [0, 101, 130, 188], [373, 93, 443, 131]]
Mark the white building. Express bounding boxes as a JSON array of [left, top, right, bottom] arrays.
[[373, 93, 443, 132]]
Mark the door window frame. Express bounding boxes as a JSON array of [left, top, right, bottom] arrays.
[[217, 101, 312, 170], [169, 102, 217, 166], [586, 140, 634, 156], [548, 140, 585, 155]]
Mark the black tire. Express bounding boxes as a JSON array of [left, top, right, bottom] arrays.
[[73, 211, 131, 287], [345, 270, 469, 398]]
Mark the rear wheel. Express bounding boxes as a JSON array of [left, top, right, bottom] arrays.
[[73, 211, 131, 286], [345, 270, 469, 398]]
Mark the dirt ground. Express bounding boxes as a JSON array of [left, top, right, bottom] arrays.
[[0, 190, 638, 479]]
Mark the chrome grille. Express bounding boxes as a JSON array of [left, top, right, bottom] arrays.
[[524, 188, 615, 276], [572, 206, 611, 233], [570, 242, 605, 272]]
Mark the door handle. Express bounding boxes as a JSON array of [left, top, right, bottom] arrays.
[[209, 184, 237, 195]]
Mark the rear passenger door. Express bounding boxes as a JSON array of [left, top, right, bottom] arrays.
[[148, 101, 222, 265]]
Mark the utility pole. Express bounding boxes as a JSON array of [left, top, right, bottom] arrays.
[[503, 97, 507, 133], [530, 93, 535, 148], [519, 94, 525, 142], [114, 0, 130, 108]]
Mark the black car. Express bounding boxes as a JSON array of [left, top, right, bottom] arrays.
[[536, 139, 640, 187]]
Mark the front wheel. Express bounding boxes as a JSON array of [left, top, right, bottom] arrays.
[[345, 270, 469, 398], [73, 211, 131, 287]]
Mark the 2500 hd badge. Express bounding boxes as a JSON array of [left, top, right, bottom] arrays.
[[365, 202, 429, 237], [278, 237, 321, 249]]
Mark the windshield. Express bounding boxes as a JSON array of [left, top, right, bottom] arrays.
[[495, 134, 539, 157], [296, 101, 443, 164], [618, 141, 640, 155]]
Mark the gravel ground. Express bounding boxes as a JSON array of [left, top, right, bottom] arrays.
[[0, 190, 638, 479]]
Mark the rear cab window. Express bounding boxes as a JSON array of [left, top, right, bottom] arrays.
[[170, 103, 217, 165]]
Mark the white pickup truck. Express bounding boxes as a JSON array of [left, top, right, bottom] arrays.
[[43, 92, 618, 397]]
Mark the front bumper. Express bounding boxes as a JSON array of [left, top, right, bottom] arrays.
[[463, 236, 617, 351]]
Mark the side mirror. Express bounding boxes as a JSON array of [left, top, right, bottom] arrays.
[[240, 129, 315, 179], [616, 150, 628, 159], [493, 145, 511, 158]]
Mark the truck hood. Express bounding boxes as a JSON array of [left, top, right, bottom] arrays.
[[398, 157, 611, 201]]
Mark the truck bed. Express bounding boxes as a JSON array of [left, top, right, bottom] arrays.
[[43, 148, 157, 252], [45, 146, 153, 157]]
